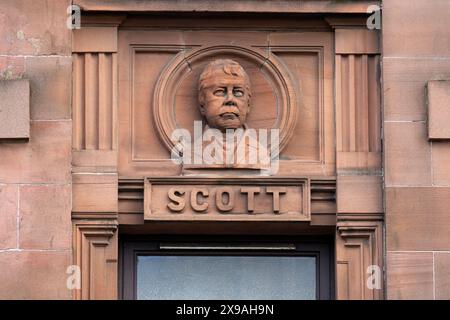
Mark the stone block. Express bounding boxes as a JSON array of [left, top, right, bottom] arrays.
[[0, 251, 71, 299], [383, 58, 450, 121], [0, 121, 71, 184], [0, 0, 71, 55], [19, 185, 71, 250], [337, 175, 383, 213], [387, 252, 434, 300], [0, 185, 17, 249], [72, 173, 118, 213], [335, 29, 379, 54], [427, 80, 450, 139], [435, 252, 450, 299], [383, 0, 450, 57], [72, 27, 118, 52], [25, 57, 71, 120], [386, 187, 450, 251], [384, 122, 431, 186], [0, 56, 25, 80]]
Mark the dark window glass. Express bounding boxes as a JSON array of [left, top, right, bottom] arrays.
[[121, 237, 333, 300], [136, 255, 316, 300]]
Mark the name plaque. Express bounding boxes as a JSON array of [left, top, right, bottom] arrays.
[[144, 177, 310, 221]]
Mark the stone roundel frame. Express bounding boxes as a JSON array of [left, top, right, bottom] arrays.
[[153, 45, 299, 154]]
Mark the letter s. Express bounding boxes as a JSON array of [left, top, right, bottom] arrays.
[[167, 188, 185, 212]]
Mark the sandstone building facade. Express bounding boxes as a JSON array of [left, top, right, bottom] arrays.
[[0, 0, 449, 300]]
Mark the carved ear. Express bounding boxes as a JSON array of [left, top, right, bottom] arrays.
[[199, 104, 206, 116]]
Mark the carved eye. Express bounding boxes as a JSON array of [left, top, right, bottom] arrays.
[[233, 89, 244, 97], [214, 89, 226, 96]]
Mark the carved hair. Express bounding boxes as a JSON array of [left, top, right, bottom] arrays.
[[198, 59, 251, 107]]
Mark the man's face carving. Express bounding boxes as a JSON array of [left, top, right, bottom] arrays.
[[199, 61, 251, 131]]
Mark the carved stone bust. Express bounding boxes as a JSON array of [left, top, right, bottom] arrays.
[[198, 59, 251, 131], [180, 58, 275, 173]]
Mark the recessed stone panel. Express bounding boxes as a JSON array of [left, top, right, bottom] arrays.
[[0, 79, 29, 139]]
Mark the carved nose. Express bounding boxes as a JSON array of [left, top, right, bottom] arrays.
[[224, 98, 237, 106]]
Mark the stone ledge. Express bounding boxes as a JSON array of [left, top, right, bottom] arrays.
[[75, 0, 379, 14]]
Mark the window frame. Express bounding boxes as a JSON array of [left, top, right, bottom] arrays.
[[120, 235, 334, 300]]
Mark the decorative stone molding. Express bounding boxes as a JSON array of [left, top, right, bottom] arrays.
[[118, 177, 335, 227], [70, 9, 382, 301], [71, 19, 120, 300], [336, 216, 383, 300], [118, 29, 334, 177], [144, 176, 310, 221], [74, 0, 380, 14], [72, 219, 118, 300], [427, 80, 450, 140], [153, 45, 298, 154], [72, 23, 119, 172], [335, 53, 381, 173], [72, 52, 117, 152], [331, 24, 384, 300]]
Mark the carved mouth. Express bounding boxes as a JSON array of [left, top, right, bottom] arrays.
[[220, 112, 239, 120]]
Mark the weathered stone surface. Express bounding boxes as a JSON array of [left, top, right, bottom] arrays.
[[0, 251, 71, 299], [387, 252, 434, 300], [386, 187, 450, 251], [0, 56, 24, 80], [0, 79, 29, 139], [427, 80, 450, 139], [383, 58, 450, 121], [383, 0, 450, 57], [382, 0, 450, 301], [384, 122, 431, 186], [435, 253, 450, 299], [19, 185, 71, 250], [72, 27, 118, 52], [337, 175, 383, 213], [0, 185, 17, 249], [0, 0, 71, 55], [72, 173, 118, 213], [25, 57, 72, 120], [0, 121, 71, 184], [335, 29, 379, 54]]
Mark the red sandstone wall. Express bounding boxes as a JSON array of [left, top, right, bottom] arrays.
[[0, 0, 72, 299], [0, 0, 449, 300], [383, 0, 450, 299]]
